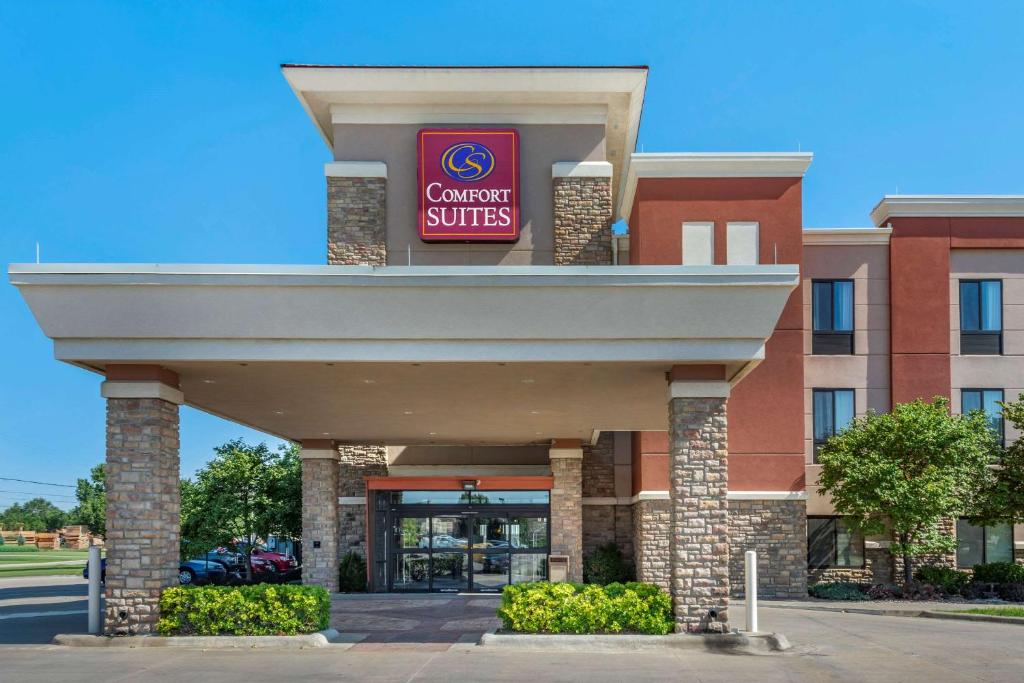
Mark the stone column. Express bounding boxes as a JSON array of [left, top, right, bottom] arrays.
[[301, 441, 340, 592], [326, 161, 387, 266], [552, 162, 613, 265], [101, 368, 183, 635], [668, 381, 730, 633], [550, 440, 584, 582]]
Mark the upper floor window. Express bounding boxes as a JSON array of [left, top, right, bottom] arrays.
[[812, 280, 854, 354], [956, 519, 1013, 568], [682, 222, 714, 266], [808, 516, 865, 570], [960, 280, 1002, 355], [726, 222, 759, 265], [812, 388, 855, 462], [961, 388, 1005, 445]]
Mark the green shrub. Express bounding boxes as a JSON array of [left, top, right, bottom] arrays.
[[338, 551, 367, 592], [808, 581, 869, 600], [156, 584, 330, 636], [971, 562, 1024, 585], [914, 566, 970, 594], [0, 545, 40, 553], [997, 583, 1024, 602], [16, 534, 25, 546], [0, 534, 4, 545], [583, 543, 633, 585], [497, 581, 672, 635]]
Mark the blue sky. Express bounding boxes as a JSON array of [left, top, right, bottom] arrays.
[[1, 1, 1022, 509]]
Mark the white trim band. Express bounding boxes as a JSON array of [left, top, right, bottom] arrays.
[[727, 491, 808, 501], [338, 496, 366, 505], [870, 195, 1024, 225], [803, 228, 892, 246], [552, 161, 614, 178], [100, 380, 183, 405], [324, 161, 387, 178], [299, 449, 339, 460], [668, 380, 731, 400], [631, 491, 670, 503], [549, 447, 584, 459]]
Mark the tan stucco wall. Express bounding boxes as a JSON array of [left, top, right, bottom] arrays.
[[950, 249, 1024, 443], [331, 123, 606, 265]]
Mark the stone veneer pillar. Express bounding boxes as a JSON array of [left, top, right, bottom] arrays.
[[632, 497, 672, 590], [552, 162, 613, 265], [668, 383, 730, 633], [300, 441, 341, 592], [326, 162, 387, 267], [101, 370, 183, 635], [550, 440, 584, 582]]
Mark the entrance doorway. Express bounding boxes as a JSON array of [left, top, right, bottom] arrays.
[[381, 490, 550, 593]]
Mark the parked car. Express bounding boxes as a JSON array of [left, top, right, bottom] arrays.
[[234, 543, 299, 574], [85, 557, 227, 586], [206, 546, 293, 583]]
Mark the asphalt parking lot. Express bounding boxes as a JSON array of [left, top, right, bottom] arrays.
[[0, 575, 93, 644]]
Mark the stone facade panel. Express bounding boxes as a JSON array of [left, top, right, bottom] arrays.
[[327, 177, 387, 266], [728, 499, 807, 599], [553, 176, 612, 265], [550, 456, 583, 582], [302, 456, 340, 592], [337, 445, 387, 557], [104, 397, 180, 635], [633, 498, 671, 590]]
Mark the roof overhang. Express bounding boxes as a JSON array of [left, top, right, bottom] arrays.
[[10, 263, 797, 444], [281, 65, 648, 217], [618, 152, 813, 220], [870, 195, 1024, 226], [802, 228, 892, 246]]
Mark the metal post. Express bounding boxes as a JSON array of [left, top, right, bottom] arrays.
[[87, 545, 101, 635], [744, 550, 758, 633]]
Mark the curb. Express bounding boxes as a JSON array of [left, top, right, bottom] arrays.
[[479, 631, 790, 654], [769, 603, 1024, 626], [52, 628, 340, 649]]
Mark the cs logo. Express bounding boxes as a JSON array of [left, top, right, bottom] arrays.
[[440, 142, 495, 182]]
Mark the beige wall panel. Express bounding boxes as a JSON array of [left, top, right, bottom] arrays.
[[803, 244, 890, 280]]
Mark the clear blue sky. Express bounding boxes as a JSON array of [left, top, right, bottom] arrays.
[[2, 2, 1022, 509]]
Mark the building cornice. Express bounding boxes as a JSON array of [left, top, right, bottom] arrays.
[[870, 195, 1024, 226], [619, 152, 813, 220], [802, 228, 892, 246]]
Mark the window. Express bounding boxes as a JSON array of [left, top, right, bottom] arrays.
[[962, 389, 1005, 445], [726, 222, 759, 265], [682, 222, 714, 265], [808, 517, 865, 569], [956, 519, 1013, 568], [812, 280, 854, 354], [960, 280, 1002, 354], [813, 389, 855, 462]]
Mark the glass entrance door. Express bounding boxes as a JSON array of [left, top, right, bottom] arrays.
[[385, 491, 549, 593]]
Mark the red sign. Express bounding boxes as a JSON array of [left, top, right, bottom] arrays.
[[417, 128, 520, 242]]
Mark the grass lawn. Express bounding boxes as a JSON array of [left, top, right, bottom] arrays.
[[0, 549, 93, 578], [953, 607, 1024, 618]]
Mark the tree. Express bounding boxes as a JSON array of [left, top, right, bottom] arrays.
[[70, 464, 106, 537], [180, 439, 300, 581], [975, 393, 1024, 526], [0, 498, 69, 532], [817, 397, 997, 585]]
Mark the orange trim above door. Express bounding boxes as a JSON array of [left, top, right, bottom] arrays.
[[365, 476, 553, 491]]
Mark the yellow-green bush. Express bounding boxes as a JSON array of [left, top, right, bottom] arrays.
[[497, 581, 673, 635], [156, 584, 329, 636]]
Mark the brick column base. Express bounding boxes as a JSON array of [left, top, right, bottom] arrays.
[[301, 450, 340, 592], [550, 447, 583, 582], [104, 397, 181, 635], [669, 395, 730, 633]]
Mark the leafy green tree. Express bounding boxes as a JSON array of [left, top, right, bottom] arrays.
[[70, 464, 106, 537], [976, 393, 1024, 526], [0, 498, 68, 532], [817, 397, 997, 584], [180, 439, 300, 580]]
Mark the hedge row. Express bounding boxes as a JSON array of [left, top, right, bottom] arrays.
[[810, 562, 1024, 602], [498, 581, 673, 635], [157, 584, 330, 636]]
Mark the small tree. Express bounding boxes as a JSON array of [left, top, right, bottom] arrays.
[[71, 464, 106, 538], [975, 393, 1024, 526], [180, 439, 300, 581], [817, 397, 997, 584]]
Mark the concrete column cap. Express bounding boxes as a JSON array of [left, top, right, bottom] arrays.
[[667, 380, 730, 400], [101, 380, 183, 405], [299, 448, 340, 460], [552, 161, 614, 178]]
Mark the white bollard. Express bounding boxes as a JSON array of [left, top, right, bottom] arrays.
[[87, 545, 101, 635], [745, 550, 758, 633]]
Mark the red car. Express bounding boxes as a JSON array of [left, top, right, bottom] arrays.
[[249, 546, 298, 574]]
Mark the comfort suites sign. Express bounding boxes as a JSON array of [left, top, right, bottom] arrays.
[[417, 128, 520, 242]]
